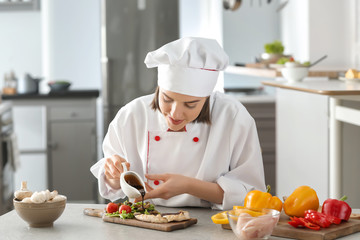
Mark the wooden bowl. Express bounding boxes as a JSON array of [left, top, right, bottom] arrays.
[[13, 198, 66, 227]]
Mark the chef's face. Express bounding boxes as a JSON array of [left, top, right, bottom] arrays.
[[159, 89, 207, 131]]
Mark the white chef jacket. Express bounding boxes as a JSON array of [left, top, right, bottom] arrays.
[[90, 91, 266, 210]]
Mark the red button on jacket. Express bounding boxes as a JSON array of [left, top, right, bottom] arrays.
[[193, 137, 199, 142], [155, 136, 160, 141]]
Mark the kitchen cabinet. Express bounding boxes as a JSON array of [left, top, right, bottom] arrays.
[[48, 100, 97, 202], [242, 100, 276, 195], [4, 90, 99, 203], [13, 106, 47, 191], [50, 121, 95, 201], [230, 94, 277, 195]]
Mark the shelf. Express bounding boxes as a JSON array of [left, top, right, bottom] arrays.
[[225, 65, 343, 79]]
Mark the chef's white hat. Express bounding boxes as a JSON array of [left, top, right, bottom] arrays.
[[144, 37, 229, 97]]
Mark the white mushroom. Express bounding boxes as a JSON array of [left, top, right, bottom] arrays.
[[30, 191, 47, 203], [49, 190, 58, 200], [14, 181, 33, 201], [44, 189, 51, 201], [22, 197, 32, 203], [51, 195, 67, 202]]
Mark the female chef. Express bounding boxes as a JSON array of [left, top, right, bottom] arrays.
[[90, 37, 266, 210]]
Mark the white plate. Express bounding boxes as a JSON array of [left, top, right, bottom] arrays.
[[339, 77, 360, 82]]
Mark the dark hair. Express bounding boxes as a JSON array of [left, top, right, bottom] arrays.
[[151, 86, 211, 124]]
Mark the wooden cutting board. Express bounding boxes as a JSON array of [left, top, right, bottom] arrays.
[[83, 208, 197, 232], [222, 213, 360, 240]]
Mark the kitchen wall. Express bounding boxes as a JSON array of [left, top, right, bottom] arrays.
[[41, 0, 101, 92], [0, 0, 101, 92], [222, 0, 280, 92], [223, 0, 280, 66], [281, 0, 353, 68], [0, 11, 41, 88]]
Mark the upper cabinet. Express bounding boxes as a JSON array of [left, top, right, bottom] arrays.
[[0, 0, 40, 11]]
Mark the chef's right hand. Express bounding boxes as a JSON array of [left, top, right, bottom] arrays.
[[104, 155, 130, 189]]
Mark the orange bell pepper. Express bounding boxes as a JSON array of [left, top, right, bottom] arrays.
[[244, 185, 283, 212], [284, 185, 319, 217]]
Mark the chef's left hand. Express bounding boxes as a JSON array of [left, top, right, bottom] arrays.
[[137, 173, 191, 201]]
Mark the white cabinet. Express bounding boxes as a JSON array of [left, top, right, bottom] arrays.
[[276, 89, 329, 202], [13, 106, 47, 191], [275, 88, 360, 208]]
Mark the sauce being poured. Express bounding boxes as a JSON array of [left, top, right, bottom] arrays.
[[124, 174, 145, 209]]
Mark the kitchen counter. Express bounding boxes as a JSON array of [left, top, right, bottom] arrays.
[[262, 79, 360, 95], [1, 90, 99, 100], [226, 65, 342, 79], [1, 203, 360, 239], [226, 92, 276, 103]]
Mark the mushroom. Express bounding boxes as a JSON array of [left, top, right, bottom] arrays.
[[14, 181, 33, 201], [22, 197, 32, 203], [52, 195, 67, 202], [49, 190, 58, 200], [30, 191, 47, 203]]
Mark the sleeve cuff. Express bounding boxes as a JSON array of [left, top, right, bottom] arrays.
[[212, 176, 250, 210], [90, 158, 125, 202]]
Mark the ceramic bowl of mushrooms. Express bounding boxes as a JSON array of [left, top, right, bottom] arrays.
[[13, 181, 67, 227]]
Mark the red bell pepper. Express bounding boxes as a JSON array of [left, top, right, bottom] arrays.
[[288, 216, 304, 228], [305, 209, 341, 225], [288, 216, 321, 230], [322, 195, 352, 221], [304, 210, 331, 228]]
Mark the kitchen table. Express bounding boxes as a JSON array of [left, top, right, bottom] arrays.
[[262, 79, 360, 201], [1, 203, 360, 239]]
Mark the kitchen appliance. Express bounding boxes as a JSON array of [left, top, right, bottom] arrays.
[[101, 0, 179, 132], [0, 102, 15, 215]]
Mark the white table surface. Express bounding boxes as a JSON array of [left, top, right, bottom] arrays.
[[1, 204, 360, 240]]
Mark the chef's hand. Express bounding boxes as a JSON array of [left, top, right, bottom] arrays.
[[103, 155, 130, 189], [137, 173, 224, 204], [139, 173, 190, 201]]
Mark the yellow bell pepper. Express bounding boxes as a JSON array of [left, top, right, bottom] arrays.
[[283, 185, 319, 217], [211, 211, 228, 224], [243, 185, 283, 212], [232, 206, 265, 217]]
